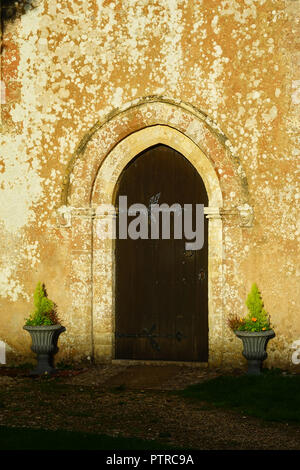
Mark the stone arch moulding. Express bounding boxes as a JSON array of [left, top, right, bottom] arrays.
[[57, 98, 253, 366], [60, 97, 252, 220]]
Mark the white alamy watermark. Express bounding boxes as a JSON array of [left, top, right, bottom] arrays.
[[0, 341, 6, 364], [96, 196, 205, 250]]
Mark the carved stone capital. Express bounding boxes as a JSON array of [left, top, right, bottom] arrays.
[[56, 205, 73, 227], [204, 207, 222, 220], [211, 205, 254, 227], [56, 204, 254, 228], [72, 207, 96, 219], [237, 204, 254, 227], [94, 206, 118, 219], [56, 206, 97, 227]]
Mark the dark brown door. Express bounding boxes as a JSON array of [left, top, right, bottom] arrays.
[[115, 144, 208, 361]]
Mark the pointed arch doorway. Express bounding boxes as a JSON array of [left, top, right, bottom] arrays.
[[89, 124, 223, 366], [115, 144, 208, 361]]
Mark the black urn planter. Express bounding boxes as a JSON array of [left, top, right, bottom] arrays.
[[23, 325, 66, 375], [234, 329, 275, 375]]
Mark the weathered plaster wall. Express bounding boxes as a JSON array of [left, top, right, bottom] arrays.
[[0, 0, 299, 369]]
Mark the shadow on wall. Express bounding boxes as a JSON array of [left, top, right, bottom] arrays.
[[1, 0, 37, 49]]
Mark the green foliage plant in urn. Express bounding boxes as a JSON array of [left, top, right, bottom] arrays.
[[228, 283, 275, 375], [23, 282, 65, 375]]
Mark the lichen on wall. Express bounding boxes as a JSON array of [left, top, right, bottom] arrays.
[[0, 0, 299, 368]]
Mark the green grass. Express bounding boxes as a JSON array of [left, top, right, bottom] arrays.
[[178, 373, 300, 423], [0, 426, 179, 450]]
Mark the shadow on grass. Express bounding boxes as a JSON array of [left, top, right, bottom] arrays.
[[177, 371, 300, 423], [0, 426, 180, 450]]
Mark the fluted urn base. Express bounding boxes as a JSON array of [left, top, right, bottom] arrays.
[[234, 329, 275, 375], [23, 325, 66, 375]]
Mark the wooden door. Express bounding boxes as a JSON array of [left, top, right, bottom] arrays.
[[115, 144, 208, 361]]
